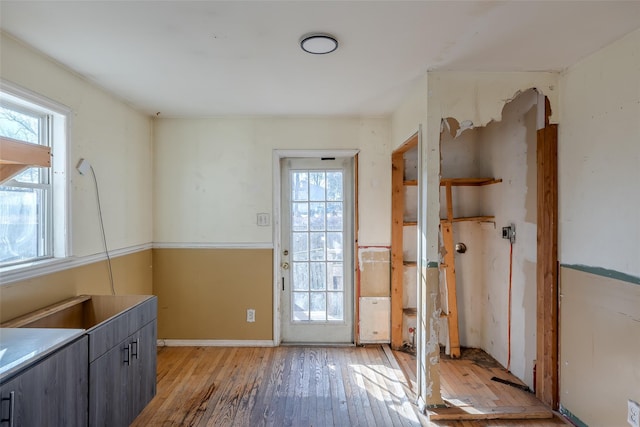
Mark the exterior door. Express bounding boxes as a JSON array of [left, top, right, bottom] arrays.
[[280, 157, 354, 343]]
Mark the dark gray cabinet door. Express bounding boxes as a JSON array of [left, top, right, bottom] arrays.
[[88, 338, 130, 427], [0, 336, 88, 427], [129, 321, 157, 422]]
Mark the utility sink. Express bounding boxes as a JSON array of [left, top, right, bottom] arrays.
[[0, 294, 153, 331]]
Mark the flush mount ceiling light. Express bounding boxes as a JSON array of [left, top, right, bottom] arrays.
[[300, 33, 338, 55]]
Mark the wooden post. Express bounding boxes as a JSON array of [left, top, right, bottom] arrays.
[[442, 182, 460, 358], [536, 121, 559, 409], [390, 151, 405, 350]]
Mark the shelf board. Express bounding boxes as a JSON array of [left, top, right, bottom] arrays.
[[403, 261, 417, 267], [403, 220, 418, 226], [440, 216, 495, 224], [403, 179, 417, 186], [440, 177, 502, 187], [0, 136, 51, 184]]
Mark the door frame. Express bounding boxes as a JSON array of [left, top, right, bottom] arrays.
[[272, 149, 360, 345]]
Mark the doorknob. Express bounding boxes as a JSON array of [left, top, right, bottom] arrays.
[[281, 262, 289, 270]]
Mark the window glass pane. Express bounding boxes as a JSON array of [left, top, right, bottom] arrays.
[[293, 292, 309, 321], [326, 172, 343, 201], [292, 262, 309, 291], [310, 292, 326, 321], [291, 171, 308, 201], [326, 202, 342, 231], [0, 187, 44, 264], [0, 105, 40, 144], [309, 171, 325, 201], [327, 232, 342, 261], [12, 167, 46, 185], [292, 233, 308, 261], [310, 262, 326, 291], [292, 202, 308, 231], [327, 292, 344, 321], [327, 262, 343, 290], [309, 232, 325, 261], [309, 202, 325, 231]]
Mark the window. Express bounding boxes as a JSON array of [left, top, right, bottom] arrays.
[[0, 82, 68, 268]]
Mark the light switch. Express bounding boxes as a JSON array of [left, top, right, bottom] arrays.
[[257, 213, 270, 226]]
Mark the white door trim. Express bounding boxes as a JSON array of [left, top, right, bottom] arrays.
[[272, 149, 359, 346]]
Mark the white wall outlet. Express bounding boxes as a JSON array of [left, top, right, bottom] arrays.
[[629, 399, 640, 427], [246, 309, 256, 323], [257, 213, 270, 227]]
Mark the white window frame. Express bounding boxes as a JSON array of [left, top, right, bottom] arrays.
[[0, 80, 70, 276]]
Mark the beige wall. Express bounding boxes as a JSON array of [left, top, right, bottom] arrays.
[[560, 267, 640, 427], [0, 250, 153, 323], [152, 248, 272, 341]]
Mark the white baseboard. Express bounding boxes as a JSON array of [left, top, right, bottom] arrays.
[[157, 339, 276, 347]]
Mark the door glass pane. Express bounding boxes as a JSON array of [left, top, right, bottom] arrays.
[[326, 232, 342, 261], [292, 233, 308, 261], [292, 263, 309, 291], [293, 292, 309, 321], [309, 232, 325, 261], [327, 292, 344, 321], [310, 262, 326, 291], [310, 293, 326, 321], [309, 202, 325, 231], [292, 172, 308, 201], [327, 262, 343, 290], [309, 172, 325, 201], [326, 172, 342, 201], [292, 203, 308, 231], [326, 202, 342, 231]]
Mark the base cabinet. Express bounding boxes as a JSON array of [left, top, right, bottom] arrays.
[[88, 297, 157, 427], [0, 336, 88, 427]]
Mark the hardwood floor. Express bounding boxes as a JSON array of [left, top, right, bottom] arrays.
[[393, 349, 571, 427], [132, 345, 427, 426]]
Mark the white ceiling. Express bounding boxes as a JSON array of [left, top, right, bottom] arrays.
[[1, 1, 639, 117]]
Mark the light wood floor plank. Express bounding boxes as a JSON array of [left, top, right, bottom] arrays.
[[134, 345, 569, 427]]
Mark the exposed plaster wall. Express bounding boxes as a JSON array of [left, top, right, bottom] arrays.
[[424, 72, 559, 406], [558, 28, 640, 278], [558, 28, 640, 426]]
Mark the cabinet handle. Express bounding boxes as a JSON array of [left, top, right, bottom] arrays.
[[131, 339, 139, 360], [123, 343, 131, 366], [1, 391, 15, 427]]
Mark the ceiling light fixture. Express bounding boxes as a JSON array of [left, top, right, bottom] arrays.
[[300, 33, 338, 55]]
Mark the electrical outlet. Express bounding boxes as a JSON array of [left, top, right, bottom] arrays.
[[629, 399, 640, 427], [246, 309, 256, 323]]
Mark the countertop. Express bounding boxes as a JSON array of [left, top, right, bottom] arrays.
[[0, 328, 85, 382]]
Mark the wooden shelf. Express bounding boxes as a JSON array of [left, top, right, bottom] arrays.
[[403, 220, 417, 226], [439, 176, 502, 358], [440, 216, 495, 224], [403, 180, 417, 186], [440, 177, 502, 187], [403, 261, 417, 267], [0, 136, 51, 184]]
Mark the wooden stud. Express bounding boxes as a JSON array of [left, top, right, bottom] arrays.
[[390, 150, 405, 350], [442, 180, 461, 358], [536, 121, 558, 409]]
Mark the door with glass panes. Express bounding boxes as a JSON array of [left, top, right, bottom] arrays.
[[280, 157, 354, 343]]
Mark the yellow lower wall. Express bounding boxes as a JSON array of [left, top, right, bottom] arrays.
[[559, 266, 640, 427], [152, 248, 273, 341], [0, 249, 153, 323]]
